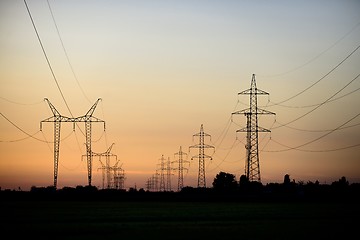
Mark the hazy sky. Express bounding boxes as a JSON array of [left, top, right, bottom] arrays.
[[1, 0, 359, 191]]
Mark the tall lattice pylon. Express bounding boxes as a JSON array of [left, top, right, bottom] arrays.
[[189, 124, 215, 188], [40, 98, 73, 188], [232, 74, 275, 182], [173, 146, 189, 191], [41, 98, 105, 188]]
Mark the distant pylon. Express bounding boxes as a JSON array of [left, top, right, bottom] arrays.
[[146, 174, 158, 192], [112, 161, 125, 190], [89, 143, 117, 189], [232, 74, 275, 182], [157, 155, 166, 191], [189, 124, 215, 188], [152, 173, 159, 192], [166, 157, 172, 191], [173, 146, 189, 191]]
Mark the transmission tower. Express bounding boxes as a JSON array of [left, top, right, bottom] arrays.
[[157, 155, 166, 191], [112, 161, 125, 190], [152, 172, 159, 192], [146, 178, 152, 191], [173, 146, 189, 191], [89, 143, 117, 189], [41, 98, 105, 188], [189, 124, 215, 188], [166, 157, 172, 192], [232, 74, 275, 182]]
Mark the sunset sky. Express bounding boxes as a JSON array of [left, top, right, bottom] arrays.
[[1, 0, 359, 191]]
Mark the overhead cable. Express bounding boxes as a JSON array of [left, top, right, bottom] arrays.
[[270, 43, 360, 106], [46, 0, 92, 103], [272, 73, 360, 129], [265, 112, 360, 152], [268, 138, 360, 153], [24, 0, 74, 117], [259, 21, 360, 78]]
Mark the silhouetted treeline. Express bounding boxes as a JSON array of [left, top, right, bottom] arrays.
[[1, 173, 359, 202]]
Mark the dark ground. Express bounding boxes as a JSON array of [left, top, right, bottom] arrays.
[[1, 189, 359, 240]]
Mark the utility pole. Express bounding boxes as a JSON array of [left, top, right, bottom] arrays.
[[41, 98, 105, 188], [189, 124, 215, 188], [173, 146, 189, 191], [232, 74, 275, 182]]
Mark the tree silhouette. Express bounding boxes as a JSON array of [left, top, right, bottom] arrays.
[[239, 174, 248, 187], [284, 174, 291, 185], [212, 171, 238, 192]]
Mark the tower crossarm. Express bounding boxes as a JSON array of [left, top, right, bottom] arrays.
[[238, 88, 269, 95], [192, 132, 211, 137], [232, 108, 275, 116], [40, 98, 76, 130], [40, 116, 75, 129], [191, 154, 213, 160], [236, 126, 271, 133], [189, 144, 215, 149], [44, 98, 61, 116], [85, 98, 102, 116]]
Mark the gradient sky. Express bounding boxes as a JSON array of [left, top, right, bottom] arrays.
[[1, 0, 359, 191]]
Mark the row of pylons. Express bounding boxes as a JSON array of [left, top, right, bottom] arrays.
[[42, 74, 273, 190]]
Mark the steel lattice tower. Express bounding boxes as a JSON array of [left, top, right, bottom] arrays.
[[158, 155, 166, 191], [41, 98, 105, 188], [173, 146, 189, 191], [189, 124, 215, 188], [232, 74, 275, 182], [166, 157, 172, 192], [112, 162, 125, 190], [89, 143, 117, 189]]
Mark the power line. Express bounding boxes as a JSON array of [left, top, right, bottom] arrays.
[[264, 112, 360, 152], [1, 112, 47, 143], [24, 0, 73, 117], [207, 139, 241, 173], [267, 86, 360, 109], [0, 130, 40, 143], [259, 21, 360, 78], [277, 121, 360, 133], [272, 73, 360, 130], [46, 0, 92, 103], [270, 43, 360, 106], [0, 97, 43, 106], [268, 138, 360, 153]]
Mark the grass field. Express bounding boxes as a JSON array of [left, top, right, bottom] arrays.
[[1, 199, 358, 239]]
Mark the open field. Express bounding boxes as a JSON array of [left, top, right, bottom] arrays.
[[1, 198, 358, 240]]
